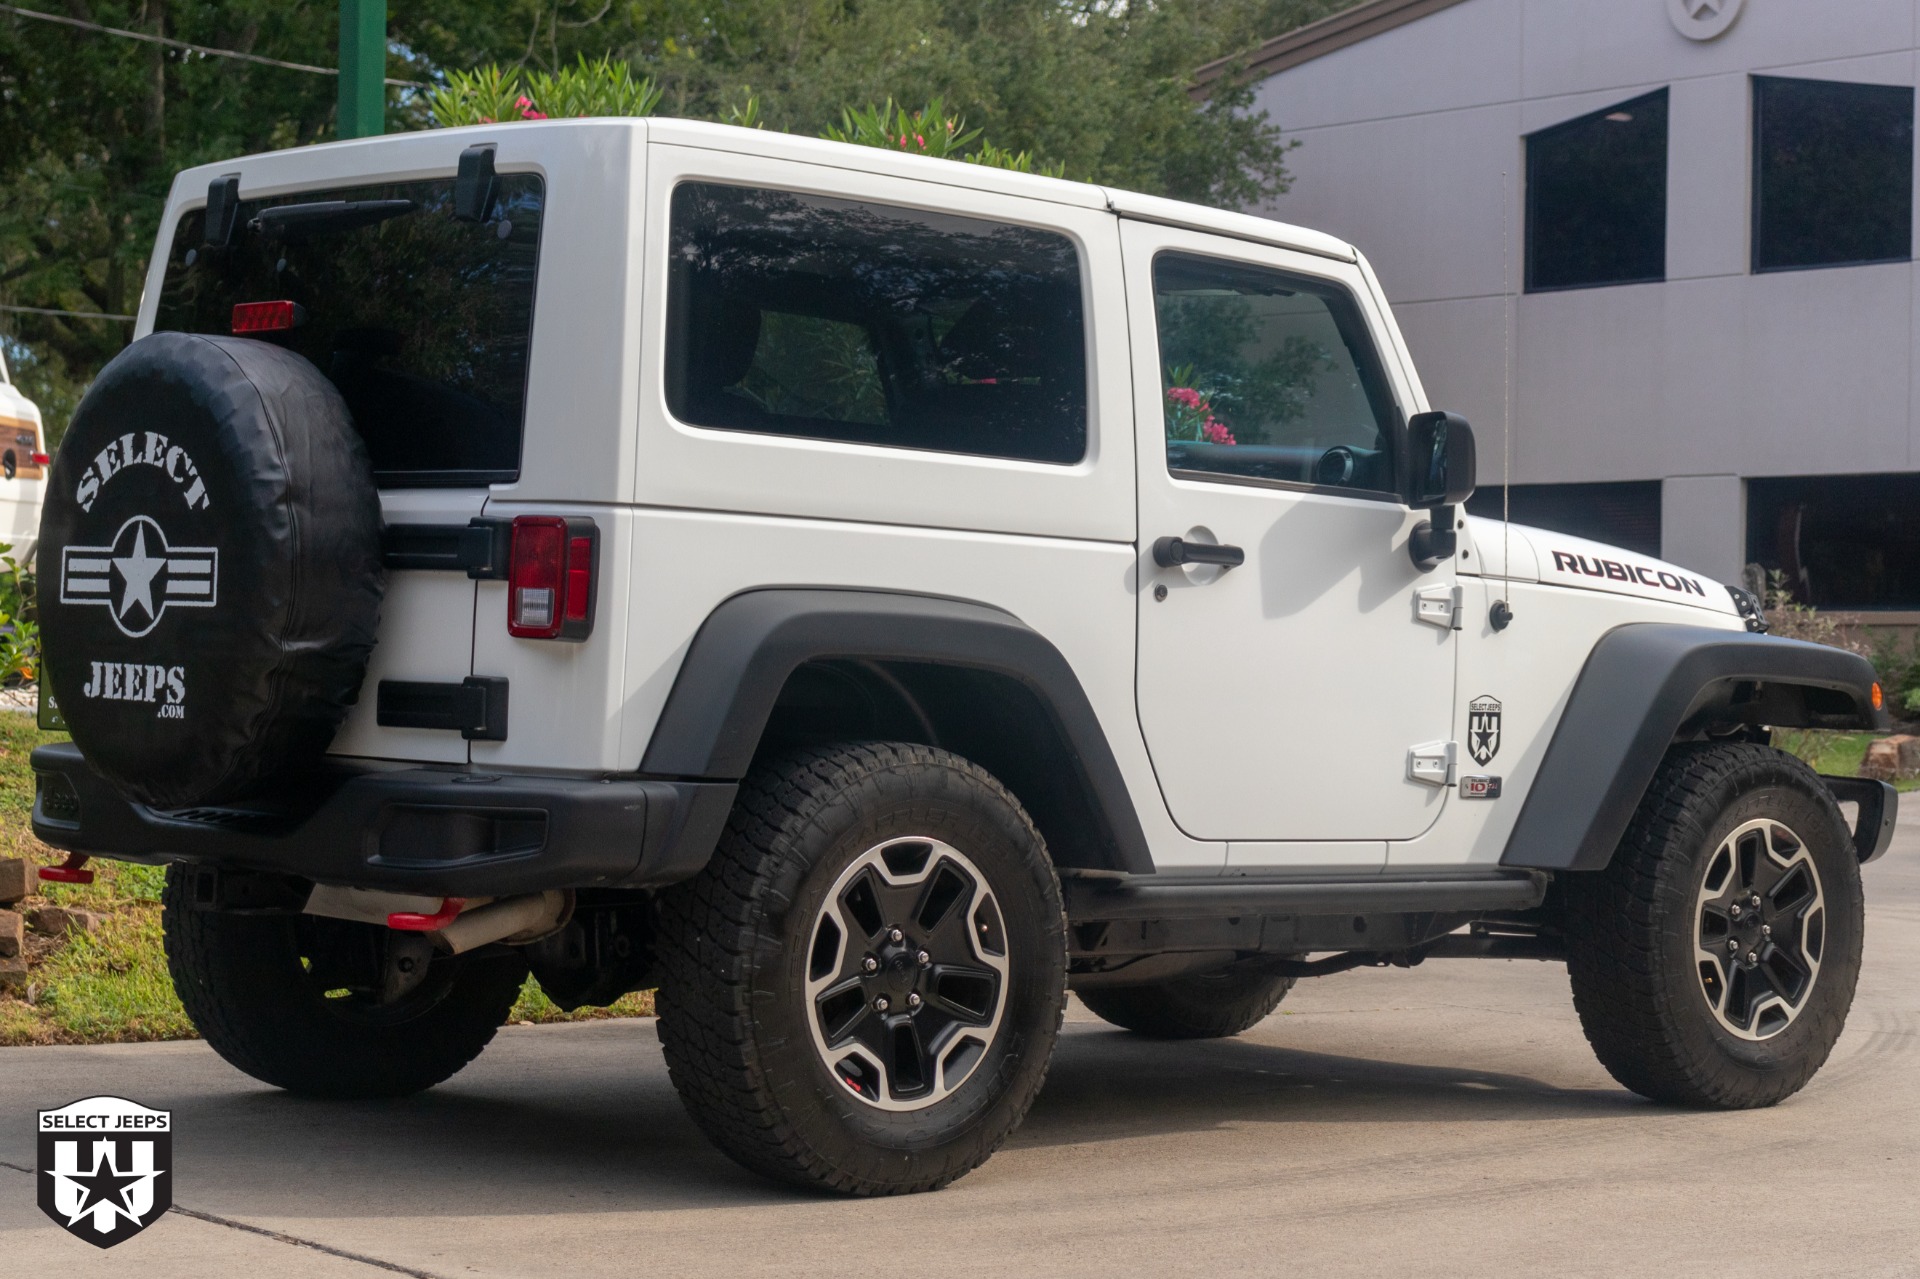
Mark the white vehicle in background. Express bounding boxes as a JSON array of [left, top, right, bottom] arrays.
[[0, 345, 48, 565]]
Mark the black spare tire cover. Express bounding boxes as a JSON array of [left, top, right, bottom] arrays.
[[40, 333, 385, 808]]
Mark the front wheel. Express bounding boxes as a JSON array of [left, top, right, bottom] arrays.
[[1563, 743, 1863, 1109], [654, 743, 1067, 1195]]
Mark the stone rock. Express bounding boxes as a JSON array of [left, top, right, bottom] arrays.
[[26, 906, 99, 939], [0, 857, 31, 905], [0, 953, 25, 991], [1861, 735, 1919, 781], [0, 908, 20, 958]]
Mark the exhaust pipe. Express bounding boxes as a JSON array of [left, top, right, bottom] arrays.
[[305, 885, 571, 955], [435, 890, 570, 955]]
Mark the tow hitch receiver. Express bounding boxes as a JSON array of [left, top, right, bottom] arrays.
[[39, 853, 94, 885]]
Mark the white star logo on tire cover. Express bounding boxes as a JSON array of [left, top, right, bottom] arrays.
[[60, 515, 218, 638]]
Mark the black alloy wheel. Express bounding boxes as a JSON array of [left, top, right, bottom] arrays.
[[1693, 817, 1826, 1040], [805, 836, 1009, 1109]]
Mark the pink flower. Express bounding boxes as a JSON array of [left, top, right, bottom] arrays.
[[1202, 419, 1237, 446], [516, 95, 532, 107], [915, 133, 925, 147], [1166, 386, 1203, 408]]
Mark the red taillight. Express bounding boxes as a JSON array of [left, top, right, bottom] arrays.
[[30, 453, 48, 467], [508, 516, 597, 640], [231, 300, 305, 334]]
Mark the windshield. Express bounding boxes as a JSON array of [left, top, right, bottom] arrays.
[[154, 175, 544, 486]]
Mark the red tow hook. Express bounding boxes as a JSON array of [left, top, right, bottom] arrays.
[[39, 853, 94, 885], [387, 897, 465, 931]]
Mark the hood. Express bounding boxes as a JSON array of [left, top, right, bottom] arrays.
[[1459, 518, 1740, 619]]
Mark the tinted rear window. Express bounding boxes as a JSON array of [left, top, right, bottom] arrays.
[[665, 182, 1088, 465], [155, 176, 543, 486]]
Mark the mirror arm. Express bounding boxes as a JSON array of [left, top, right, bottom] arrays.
[[1409, 504, 1457, 573]]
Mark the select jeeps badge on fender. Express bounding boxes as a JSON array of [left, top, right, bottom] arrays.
[[38, 1095, 173, 1249], [1468, 695, 1502, 765], [59, 515, 218, 638]]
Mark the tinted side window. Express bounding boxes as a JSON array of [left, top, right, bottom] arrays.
[[1152, 254, 1398, 493], [156, 176, 543, 485], [1753, 76, 1914, 272], [665, 183, 1087, 465], [1526, 89, 1669, 292]]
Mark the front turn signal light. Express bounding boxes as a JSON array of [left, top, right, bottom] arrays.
[[1872, 682, 1884, 711]]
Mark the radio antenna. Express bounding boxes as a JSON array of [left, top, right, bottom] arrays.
[[1497, 169, 1515, 625]]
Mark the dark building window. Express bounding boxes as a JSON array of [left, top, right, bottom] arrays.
[[1748, 474, 1920, 610], [1525, 89, 1669, 292], [1753, 76, 1914, 272], [1465, 481, 1662, 558]]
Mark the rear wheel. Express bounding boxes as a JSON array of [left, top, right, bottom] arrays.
[[1078, 968, 1294, 1039], [1563, 743, 1863, 1109], [654, 742, 1066, 1195], [161, 867, 526, 1098]]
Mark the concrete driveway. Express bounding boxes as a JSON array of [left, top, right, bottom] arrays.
[[6, 817, 1919, 1278]]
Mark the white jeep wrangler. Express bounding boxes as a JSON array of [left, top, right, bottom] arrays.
[[32, 120, 1892, 1195]]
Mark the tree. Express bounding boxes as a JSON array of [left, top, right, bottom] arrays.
[[0, 0, 1349, 442]]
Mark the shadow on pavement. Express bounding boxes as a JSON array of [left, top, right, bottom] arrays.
[[11, 1018, 1646, 1223]]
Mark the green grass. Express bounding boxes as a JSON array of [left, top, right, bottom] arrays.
[[0, 714, 650, 1045], [1774, 729, 1920, 791]]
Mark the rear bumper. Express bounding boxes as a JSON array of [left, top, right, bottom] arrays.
[[29, 742, 735, 897]]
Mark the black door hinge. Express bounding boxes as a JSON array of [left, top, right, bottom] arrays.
[[381, 518, 513, 579], [377, 677, 509, 741]]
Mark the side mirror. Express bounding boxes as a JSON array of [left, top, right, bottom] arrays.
[[1404, 411, 1477, 572], [1405, 410, 1476, 509]]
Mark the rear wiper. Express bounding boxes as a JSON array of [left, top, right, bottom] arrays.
[[249, 199, 416, 240]]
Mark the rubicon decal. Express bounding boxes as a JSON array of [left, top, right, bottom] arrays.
[[1467, 695, 1501, 765], [1549, 550, 1706, 597], [75, 431, 210, 512], [38, 1095, 172, 1249], [59, 515, 218, 638]]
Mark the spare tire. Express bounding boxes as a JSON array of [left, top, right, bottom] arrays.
[[40, 333, 385, 809]]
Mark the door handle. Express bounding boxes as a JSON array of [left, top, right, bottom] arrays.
[[1152, 536, 1245, 569]]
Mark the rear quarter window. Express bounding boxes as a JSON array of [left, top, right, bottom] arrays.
[[665, 182, 1088, 466], [155, 175, 543, 486]]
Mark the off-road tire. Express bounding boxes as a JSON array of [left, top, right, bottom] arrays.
[[654, 742, 1067, 1195], [1078, 968, 1294, 1039], [162, 867, 526, 1098], [1562, 742, 1863, 1109]]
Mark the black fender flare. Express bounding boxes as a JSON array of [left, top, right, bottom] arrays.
[[1501, 624, 1885, 872], [638, 588, 1154, 874]]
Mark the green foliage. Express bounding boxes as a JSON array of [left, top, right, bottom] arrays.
[[0, 547, 38, 685], [824, 97, 981, 159], [820, 96, 1064, 176], [723, 90, 765, 130], [427, 54, 663, 126], [426, 63, 525, 127], [967, 142, 1066, 178], [2, 0, 1343, 459]]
